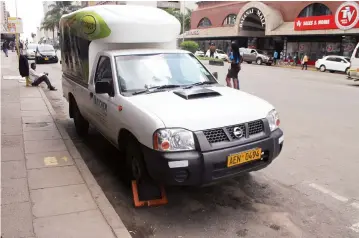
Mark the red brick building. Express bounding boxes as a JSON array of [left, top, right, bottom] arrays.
[[185, 1, 359, 64]]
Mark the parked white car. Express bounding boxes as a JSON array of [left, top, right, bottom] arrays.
[[315, 55, 351, 74], [194, 50, 205, 57], [25, 43, 38, 59], [205, 49, 228, 61]]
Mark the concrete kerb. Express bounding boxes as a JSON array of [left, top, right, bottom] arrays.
[[38, 88, 131, 238]]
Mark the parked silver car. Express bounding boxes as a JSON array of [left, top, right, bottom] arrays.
[[240, 48, 273, 66]]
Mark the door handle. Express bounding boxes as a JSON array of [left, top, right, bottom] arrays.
[[89, 92, 93, 98]]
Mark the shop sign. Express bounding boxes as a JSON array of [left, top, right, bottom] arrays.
[[6, 17, 23, 34], [185, 30, 200, 36], [239, 8, 266, 28], [294, 2, 359, 31]]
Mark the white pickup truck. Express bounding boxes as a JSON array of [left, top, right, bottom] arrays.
[[60, 5, 284, 186]]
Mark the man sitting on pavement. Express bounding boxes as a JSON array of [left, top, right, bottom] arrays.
[[29, 63, 57, 91]]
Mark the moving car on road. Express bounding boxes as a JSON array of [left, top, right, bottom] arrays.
[[348, 43, 359, 81], [240, 48, 273, 65], [315, 55, 351, 74], [25, 43, 38, 59], [60, 5, 284, 186], [35, 44, 58, 64]]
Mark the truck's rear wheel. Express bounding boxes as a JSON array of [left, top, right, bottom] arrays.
[[72, 100, 89, 137], [125, 136, 148, 182]]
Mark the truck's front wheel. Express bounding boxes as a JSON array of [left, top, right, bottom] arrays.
[[125, 136, 148, 182], [72, 100, 89, 137]]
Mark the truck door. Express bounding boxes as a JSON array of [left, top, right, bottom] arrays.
[[88, 56, 115, 134]]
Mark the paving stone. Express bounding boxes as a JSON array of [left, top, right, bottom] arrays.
[[28, 166, 83, 189], [1, 118, 22, 135], [22, 115, 54, 124], [1, 102, 20, 111], [20, 98, 48, 111], [34, 210, 115, 238], [1, 202, 34, 238], [23, 129, 61, 141], [20, 87, 41, 98], [1, 109, 21, 119], [22, 121, 58, 132], [31, 184, 97, 217], [24, 139, 66, 154], [1, 135, 23, 148], [21, 110, 50, 117], [26, 151, 74, 169], [1, 146, 25, 161], [1, 178, 29, 205], [2, 161, 26, 179]]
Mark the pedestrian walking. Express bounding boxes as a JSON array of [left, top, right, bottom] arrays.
[[225, 41, 242, 90], [2, 40, 9, 57], [209, 43, 216, 58], [273, 50, 278, 65], [302, 53, 308, 70]]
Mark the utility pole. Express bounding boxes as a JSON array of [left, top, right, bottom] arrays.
[[15, 0, 19, 59], [182, 1, 185, 43]]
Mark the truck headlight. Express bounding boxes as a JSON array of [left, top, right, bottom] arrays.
[[153, 128, 195, 151], [266, 109, 280, 132]]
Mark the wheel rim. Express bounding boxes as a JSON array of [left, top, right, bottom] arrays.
[[320, 66, 325, 71], [257, 59, 261, 64]]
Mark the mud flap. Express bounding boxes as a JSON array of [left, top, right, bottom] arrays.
[[131, 180, 168, 207]]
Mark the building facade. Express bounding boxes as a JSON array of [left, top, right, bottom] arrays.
[[186, 1, 359, 64]]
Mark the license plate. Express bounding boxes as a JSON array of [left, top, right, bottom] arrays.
[[227, 148, 262, 167], [44, 57, 48, 60]]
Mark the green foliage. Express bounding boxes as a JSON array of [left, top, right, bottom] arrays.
[[41, 1, 80, 40], [164, 8, 192, 33], [180, 41, 199, 53]]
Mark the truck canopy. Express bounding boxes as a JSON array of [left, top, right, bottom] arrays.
[[59, 5, 181, 86]]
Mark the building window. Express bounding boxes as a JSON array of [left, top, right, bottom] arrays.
[[298, 3, 332, 18], [197, 17, 212, 28], [223, 14, 237, 26]]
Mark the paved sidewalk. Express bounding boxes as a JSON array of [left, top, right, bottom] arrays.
[[1, 53, 131, 238]]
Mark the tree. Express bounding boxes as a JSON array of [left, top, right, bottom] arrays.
[[41, 13, 59, 42], [180, 41, 198, 53], [44, 1, 81, 29], [165, 8, 192, 34]]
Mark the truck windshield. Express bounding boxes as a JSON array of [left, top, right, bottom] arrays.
[[115, 53, 216, 92]]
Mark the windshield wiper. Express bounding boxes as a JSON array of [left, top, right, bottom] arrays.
[[132, 84, 181, 95], [183, 81, 217, 89]]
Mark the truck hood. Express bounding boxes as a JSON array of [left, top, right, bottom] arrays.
[[127, 86, 274, 131]]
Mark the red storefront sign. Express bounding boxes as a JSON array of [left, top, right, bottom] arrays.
[[294, 1, 359, 31]]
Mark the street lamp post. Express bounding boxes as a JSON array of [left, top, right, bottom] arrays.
[[182, 1, 185, 43]]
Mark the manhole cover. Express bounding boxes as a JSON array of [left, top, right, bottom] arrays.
[[3, 76, 23, 80], [25, 122, 50, 128]]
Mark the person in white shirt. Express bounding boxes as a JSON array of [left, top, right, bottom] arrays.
[[29, 63, 57, 91]]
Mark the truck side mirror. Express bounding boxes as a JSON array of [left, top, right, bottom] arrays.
[[95, 81, 114, 97], [212, 72, 218, 79]]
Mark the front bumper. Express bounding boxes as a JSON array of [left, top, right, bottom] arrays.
[[35, 55, 58, 63], [142, 129, 284, 186]]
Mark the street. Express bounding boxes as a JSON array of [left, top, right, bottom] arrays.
[[34, 59, 359, 238]]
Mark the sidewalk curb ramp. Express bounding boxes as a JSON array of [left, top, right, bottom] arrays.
[[39, 88, 132, 238]]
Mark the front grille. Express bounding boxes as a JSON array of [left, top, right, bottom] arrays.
[[248, 120, 264, 135], [203, 129, 229, 144], [203, 120, 265, 144], [226, 124, 245, 140]]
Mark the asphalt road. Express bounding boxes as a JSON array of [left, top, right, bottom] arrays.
[[32, 56, 359, 238]]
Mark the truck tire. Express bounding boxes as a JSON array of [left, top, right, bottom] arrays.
[[125, 135, 148, 182], [72, 100, 89, 137], [256, 58, 262, 65]]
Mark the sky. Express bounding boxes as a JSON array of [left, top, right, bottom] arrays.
[[4, 0, 44, 41]]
